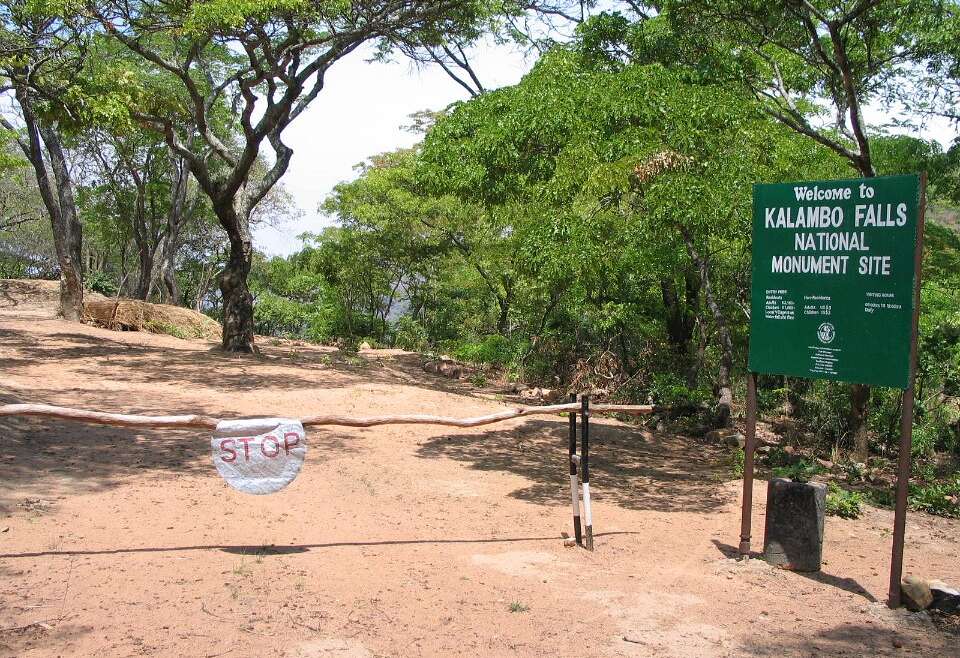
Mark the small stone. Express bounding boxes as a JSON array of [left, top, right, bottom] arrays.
[[892, 637, 904, 649], [563, 538, 577, 548], [561, 531, 570, 539], [901, 576, 933, 611], [0, 526, 8, 532], [816, 458, 834, 469]]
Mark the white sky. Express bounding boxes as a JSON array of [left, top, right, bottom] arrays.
[[255, 42, 957, 257], [253, 42, 534, 256]]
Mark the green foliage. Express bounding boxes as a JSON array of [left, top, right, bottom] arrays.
[[85, 271, 118, 297], [143, 320, 189, 340], [908, 476, 960, 518], [826, 482, 864, 519], [772, 459, 823, 483], [394, 316, 428, 352], [730, 447, 745, 479], [452, 334, 513, 366]]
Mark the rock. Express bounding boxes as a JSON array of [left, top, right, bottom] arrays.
[[816, 458, 834, 470], [563, 538, 577, 548], [359, 341, 372, 350], [540, 388, 562, 403], [900, 576, 934, 611], [704, 428, 734, 443], [929, 580, 960, 614], [438, 362, 463, 379], [560, 531, 570, 539], [723, 433, 746, 449]]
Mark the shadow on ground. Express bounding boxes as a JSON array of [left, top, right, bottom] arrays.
[[0, 531, 639, 559], [0, 391, 360, 512], [418, 418, 733, 513], [740, 622, 951, 655]]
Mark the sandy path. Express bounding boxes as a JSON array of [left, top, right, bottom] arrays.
[[1, 305, 958, 656]]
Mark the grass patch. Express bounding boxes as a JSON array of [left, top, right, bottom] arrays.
[[509, 601, 529, 613]]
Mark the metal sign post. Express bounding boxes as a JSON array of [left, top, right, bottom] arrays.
[[742, 173, 926, 608]]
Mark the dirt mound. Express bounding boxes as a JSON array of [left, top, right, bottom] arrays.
[[84, 299, 221, 341], [0, 279, 107, 317]]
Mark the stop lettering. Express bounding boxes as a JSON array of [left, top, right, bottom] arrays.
[[210, 419, 306, 495]]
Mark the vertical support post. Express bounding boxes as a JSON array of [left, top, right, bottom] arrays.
[[581, 395, 593, 551], [739, 372, 758, 557], [568, 393, 583, 546], [889, 172, 927, 608]]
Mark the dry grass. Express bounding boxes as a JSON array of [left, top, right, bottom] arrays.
[[84, 299, 221, 341]]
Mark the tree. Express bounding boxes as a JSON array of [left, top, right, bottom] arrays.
[[660, 0, 958, 456], [92, 0, 491, 351], [0, 3, 89, 319]]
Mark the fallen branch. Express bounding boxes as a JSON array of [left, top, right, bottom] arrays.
[[0, 402, 654, 431]]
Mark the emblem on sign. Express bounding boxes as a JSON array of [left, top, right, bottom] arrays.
[[211, 418, 306, 494], [817, 322, 836, 344]]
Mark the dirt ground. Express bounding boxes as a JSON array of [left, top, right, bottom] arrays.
[[1, 281, 958, 657]]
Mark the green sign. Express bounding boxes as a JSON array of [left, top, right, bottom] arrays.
[[749, 174, 921, 389]]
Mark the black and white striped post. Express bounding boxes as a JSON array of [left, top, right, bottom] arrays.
[[568, 393, 583, 546], [581, 395, 594, 551]]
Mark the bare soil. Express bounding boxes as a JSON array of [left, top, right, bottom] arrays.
[[1, 280, 958, 657]]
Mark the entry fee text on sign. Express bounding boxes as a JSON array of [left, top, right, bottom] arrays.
[[211, 418, 307, 495], [748, 174, 921, 389]]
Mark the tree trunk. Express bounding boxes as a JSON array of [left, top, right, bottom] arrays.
[[680, 225, 733, 427], [850, 383, 871, 462], [784, 377, 810, 419], [215, 201, 255, 352], [36, 121, 83, 321]]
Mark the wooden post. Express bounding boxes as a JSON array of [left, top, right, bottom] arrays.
[[568, 393, 583, 546], [739, 372, 758, 556], [581, 395, 594, 551], [888, 172, 927, 608]]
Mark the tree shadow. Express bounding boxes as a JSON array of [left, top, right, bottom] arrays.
[[739, 622, 951, 655], [418, 418, 734, 513], [0, 326, 491, 400], [0, 390, 361, 513]]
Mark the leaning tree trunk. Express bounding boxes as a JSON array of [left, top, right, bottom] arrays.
[[36, 121, 84, 321], [7, 84, 85, 320], [215, 201, 255, 352]]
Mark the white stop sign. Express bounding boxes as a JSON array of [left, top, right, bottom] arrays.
[[211, 418, 306, 494]]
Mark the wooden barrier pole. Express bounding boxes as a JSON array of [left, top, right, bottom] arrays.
[[739, 372, 758, 557], [568, 393, 583, 546], [0, 402, 654, 430], [581, 395, 594, 551]]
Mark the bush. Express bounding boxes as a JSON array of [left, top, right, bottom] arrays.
[[86, 271, 118, 296], [648, 372, 710, 409], [729, 447, 745, 479], [826, 482, 863, 519], [772, 459, 823, 483], [453, 334, 513, 366], [908, 476, 960, 518], [395, 316, 428, 352]]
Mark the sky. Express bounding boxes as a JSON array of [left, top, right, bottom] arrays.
[[253, 42, 534, 256], [255, 41, 957, 257]]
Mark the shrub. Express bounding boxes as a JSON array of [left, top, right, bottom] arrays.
[[395, 316, 428, 352], [826, 482, 863, 519], [730, 447, 745, 479], [453, 334, 513, 366], [86, 271, 118, 296], [772, 459, 823, 483], [908, 476, 960, 518]]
